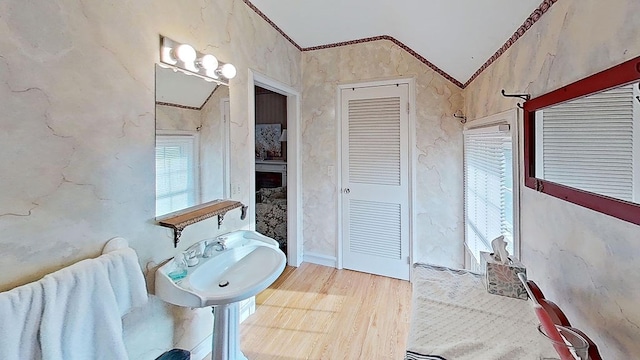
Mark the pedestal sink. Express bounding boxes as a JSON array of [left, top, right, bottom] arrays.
[[156, 230, 286, 360]]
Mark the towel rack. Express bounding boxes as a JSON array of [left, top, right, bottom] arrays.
[[501, 89, 531, 109], [453, 110, 467, 123]]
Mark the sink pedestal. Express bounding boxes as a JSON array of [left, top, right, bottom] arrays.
[[211, 302, 247, 360], [154, 231, 286, 359]]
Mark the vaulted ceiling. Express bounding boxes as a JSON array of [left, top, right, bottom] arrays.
[[247, 0, 551, 87]]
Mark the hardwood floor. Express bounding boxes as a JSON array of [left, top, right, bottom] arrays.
[[237, 263, 412, 360]]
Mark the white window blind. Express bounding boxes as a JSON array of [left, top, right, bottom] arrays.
[[156, 134, 199, 216], [536, 84, 639, 202], [464, 124, 514, 263]]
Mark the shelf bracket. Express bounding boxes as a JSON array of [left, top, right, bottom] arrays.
[[218, 213, 225, 229], [171, 227, 183, 248]]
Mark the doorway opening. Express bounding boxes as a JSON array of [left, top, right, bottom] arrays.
[[248, 70, 302, 267], [254, 86, 288, 255]]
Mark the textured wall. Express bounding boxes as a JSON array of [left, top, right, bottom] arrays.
[[156, 105, 202, 132], [464, 1, 640, 358], [199, 86, 230, 203], [301, 40, 465, 267], [0, 0, 301, 358]]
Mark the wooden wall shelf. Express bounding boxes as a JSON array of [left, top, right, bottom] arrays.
[[157, 200, 248, 247]]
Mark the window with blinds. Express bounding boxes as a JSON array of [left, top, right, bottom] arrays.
[[535, 84, 639, 202], [156, 134, 199, 216], [464, 124, 514, 264]]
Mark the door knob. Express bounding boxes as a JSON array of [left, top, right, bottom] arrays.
[[343, 188, 350, 194]]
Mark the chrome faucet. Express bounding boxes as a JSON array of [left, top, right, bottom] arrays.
[[203, 236, 227, 258], [216, 236, 228, 250]]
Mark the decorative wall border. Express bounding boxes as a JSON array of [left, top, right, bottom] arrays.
[[241, 0, 302, 51], [463, 0, 559, 87], [155, 85, 220, 111], [303, 35, 464, 88], [242, 0, 559, 89], [155, 101, 199, 111]]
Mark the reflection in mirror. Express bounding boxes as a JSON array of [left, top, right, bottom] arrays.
[[155, 64, 230, 216], [534, 82, 640, 203], [524, 55, 640, 227]]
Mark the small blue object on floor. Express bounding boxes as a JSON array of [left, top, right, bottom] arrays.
[[155, 349, 190, 360]]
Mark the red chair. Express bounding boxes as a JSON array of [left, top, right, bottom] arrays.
[[539, 298, 571, 326], [526, 280, 601, 360], [526, 280, 546, 303]]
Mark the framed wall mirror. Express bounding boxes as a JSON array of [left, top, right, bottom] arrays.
[[523, 56, 640, 225], [155, 64, 230, 217]]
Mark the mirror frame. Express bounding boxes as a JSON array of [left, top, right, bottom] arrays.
[[523, 55, 640, 225]]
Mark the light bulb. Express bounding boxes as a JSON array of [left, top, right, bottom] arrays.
[[220, 63, 237, 79], [199, 54, 218, 70], [174, 44, 196, 63], [161, 46, 177, 65]]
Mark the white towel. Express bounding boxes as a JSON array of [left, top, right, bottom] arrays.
[[0, 280, 44, 360], [39, 245, 148, 360], [99, 247, 149, 316]]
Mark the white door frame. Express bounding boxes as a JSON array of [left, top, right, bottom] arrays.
[[248, 69, 303, 267], [336, 77, 417, 271]]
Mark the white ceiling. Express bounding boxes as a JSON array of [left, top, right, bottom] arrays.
[[249, 0, 542, 84]]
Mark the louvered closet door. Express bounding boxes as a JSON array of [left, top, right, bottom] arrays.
[[341, 84, 409, 281]]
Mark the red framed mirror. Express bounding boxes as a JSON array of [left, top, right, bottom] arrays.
[[523, 56, 640, 225]]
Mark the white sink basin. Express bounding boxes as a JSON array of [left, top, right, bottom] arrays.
[[156, 230, 286, 308]]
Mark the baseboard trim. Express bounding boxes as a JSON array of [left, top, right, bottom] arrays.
[[191, 333, 212, 360], [303, 252, 337, 268]]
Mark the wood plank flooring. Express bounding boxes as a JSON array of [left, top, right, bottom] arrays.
[[236, 263, 412, 360]]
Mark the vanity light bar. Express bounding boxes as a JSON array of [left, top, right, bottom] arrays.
[[160, 36, 237, 84]]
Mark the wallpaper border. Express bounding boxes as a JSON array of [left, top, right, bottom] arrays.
[[242, 0, 559, 89], [463, 0, 559, 87]]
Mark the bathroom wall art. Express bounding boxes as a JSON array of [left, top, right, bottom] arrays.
[[255, 124, 282, 159]]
